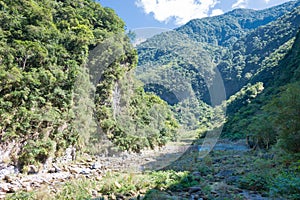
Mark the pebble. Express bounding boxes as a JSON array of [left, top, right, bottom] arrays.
[[48, 167, 56, 173], [4, 175, 14, 183], [68, 167, 82, 174]]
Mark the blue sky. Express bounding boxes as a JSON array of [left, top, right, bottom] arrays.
[[98, 0, 291, 30]]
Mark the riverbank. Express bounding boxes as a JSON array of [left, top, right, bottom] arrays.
[[2, 139, 298, 199]]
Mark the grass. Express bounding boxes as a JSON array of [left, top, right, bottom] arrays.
[[5, 171, 191, 200], [5, 144, 300, 200]]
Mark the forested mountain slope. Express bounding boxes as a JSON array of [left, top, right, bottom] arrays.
[[0, 0, 178, 169], [220, 5, 300, 96], [224, 29, 300, 147], [138, 1, 300, 98], [136, 0, 300, 141], [176, 0, 300, 47]]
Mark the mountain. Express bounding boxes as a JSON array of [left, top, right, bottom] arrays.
[[224, 5, 300, 95], [136, 1, 300, 136], [223, 29, 300, 143], [176, 0, 300, 47]]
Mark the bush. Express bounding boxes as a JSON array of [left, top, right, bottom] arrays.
[[269, 172, 300, 199], [239, 172, 269, 191], [265, 82, 300, 153], [18, 139, 54, 169]]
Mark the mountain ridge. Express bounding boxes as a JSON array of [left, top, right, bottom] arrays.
[[175, 0, 300, 47], [136, 0, 300, 136], [137, 1, 300, 100]]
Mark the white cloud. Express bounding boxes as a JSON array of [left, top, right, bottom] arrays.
[[211, 9, 224, 16], [264, 0, 271, 3], [135, 0, 220, 25], [232, 0, 248, 9]]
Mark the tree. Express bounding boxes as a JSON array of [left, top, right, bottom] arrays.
[[265, 81, 300, 153]]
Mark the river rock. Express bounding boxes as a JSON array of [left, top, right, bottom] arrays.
[[27, 165, 39, 174], [110, 193, 117, 200], [80, 168, 91, 175], [192, 171, 202, 181], [4, 175, 14, 183], [68, 167, 82, 174], [90, 162, 101, 170], [48, 167, 56, 173], [216, 170, 234, 178], [56, 146, 76, 163], [25, 185, 33, 192], [8, 184, 19, 192], [0, 183, 10, 192], [0, 166, 18, 180], [188, 186, 202, 193], [114, 181, 122, 189], [52, 164, 62, 173], [0, 191, 6, 198], [226, 175, 240, 184]]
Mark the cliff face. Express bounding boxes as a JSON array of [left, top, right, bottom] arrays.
[[0, 0, 179, 168], [0, 0, 125, 167]]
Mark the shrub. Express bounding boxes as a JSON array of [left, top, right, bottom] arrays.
[[18, 139, 54, 169], [239, 172, 269, 191], [269, 172, 300, 199]]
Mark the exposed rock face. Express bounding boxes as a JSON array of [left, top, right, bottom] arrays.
[[55, 146, 76, 164], [0, 141, 20, 166]]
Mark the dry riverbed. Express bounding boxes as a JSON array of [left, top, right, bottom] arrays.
[[0, 138, 273, 199]]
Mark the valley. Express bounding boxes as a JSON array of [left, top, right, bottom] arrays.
[[0, 0, 299, 199]]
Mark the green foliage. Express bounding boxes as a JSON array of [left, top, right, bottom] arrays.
[[223, 27, 300, 147], [7, 170, 191, 199], [138, 2, 300, 100], [70, 66, 96, 151], [150, 171, 189, 190], [18, 139, 54, 167], [137, 2, 300, 142], [0, 0, 128, 167], [246, 114, 277, 149], [269, 172, 300, 199], [265, 82, 300, 153], [176, 1, 300, 47], [55, 178, 94, 200], [5, 191, 35, 200], [236, 152, 300, 199], [239, 172, 269, 191], [0, 0, 177, 166], [95, 70, 179, 152], [226, 82, 264, 115]]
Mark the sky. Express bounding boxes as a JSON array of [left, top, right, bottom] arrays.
[[97, 0, 292, 30]]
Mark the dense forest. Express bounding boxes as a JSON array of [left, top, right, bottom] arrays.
[[0, 0, 178, 169], [137, 0, 300, 151], [0, 0, 299, 199]]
